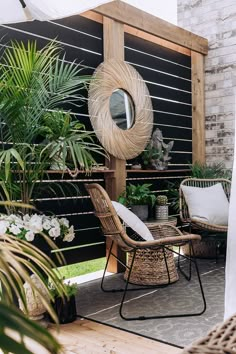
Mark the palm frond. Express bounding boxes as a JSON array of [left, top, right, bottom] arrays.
[[0, 234, 65, 320], [0, 302, 61, 354]]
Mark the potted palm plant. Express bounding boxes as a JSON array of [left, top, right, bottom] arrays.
[[118, 183, 156, 221]]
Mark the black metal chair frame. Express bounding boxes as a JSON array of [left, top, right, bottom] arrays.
[[101, 238, 206, 321], [86, 182, 206, 321]]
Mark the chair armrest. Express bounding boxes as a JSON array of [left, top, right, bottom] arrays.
[[124, 233, 201, 249]]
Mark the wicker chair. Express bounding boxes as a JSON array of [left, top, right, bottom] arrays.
[[182, 314, 236, 354], [86, 183, 206, 321], [179, 178, 231, 233], [179, 178, 231, 259]]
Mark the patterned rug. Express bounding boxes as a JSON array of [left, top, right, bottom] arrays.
[[75, 258, 225, 348]]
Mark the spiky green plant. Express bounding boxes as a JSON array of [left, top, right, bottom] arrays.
[[0, 40, 106, 213]]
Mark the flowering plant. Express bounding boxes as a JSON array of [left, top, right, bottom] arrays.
[[0, 214, 75, 242]]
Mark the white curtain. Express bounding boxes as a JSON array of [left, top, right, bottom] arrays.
[[224, 92, 236, 320]]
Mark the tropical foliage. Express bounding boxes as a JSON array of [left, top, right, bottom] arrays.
[[0, 40, 105, 212], [118, 183, 156, 207], [0, 233, 66, 353], [190, 161, 231, 179]]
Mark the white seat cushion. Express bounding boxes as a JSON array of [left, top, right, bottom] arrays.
[[181, 183, 229, 226], [112, 201, 154, 240]]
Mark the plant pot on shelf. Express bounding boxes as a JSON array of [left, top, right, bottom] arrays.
[[131, 205, 148, 221]]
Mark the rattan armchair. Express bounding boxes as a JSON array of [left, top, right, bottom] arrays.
[[86, 183, 206, 321], [180, 178, 231, 233]]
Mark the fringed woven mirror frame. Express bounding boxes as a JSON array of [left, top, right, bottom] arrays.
[[88, 59, 153, 160]]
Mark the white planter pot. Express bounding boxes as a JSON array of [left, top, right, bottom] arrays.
[[155, 205, 169, 220]]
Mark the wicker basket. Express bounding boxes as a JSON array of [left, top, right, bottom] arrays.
[[182, 314, 236, 354], [124, 247, 179, 285], [124, 218, 179, 285], [182, 239, 217, 258]]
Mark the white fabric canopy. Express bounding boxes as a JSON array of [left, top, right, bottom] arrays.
[[0, 0, 113, 24], [224, 92, 236, 320], [0, 0, 177, 25], [0, 0, 31, 24], [26, 0, 113, 21]]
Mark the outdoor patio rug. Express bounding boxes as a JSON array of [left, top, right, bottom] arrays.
[[75, 258, 225, 348]]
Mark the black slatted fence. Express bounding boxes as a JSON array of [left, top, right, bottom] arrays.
[[0, 16, 193, 264]]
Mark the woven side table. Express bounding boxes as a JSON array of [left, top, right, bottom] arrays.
[[124, 217, 179, 285]]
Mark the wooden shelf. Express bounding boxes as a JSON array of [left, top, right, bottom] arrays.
[[126, 169, 190, 173], [45, 169, 115, 174]]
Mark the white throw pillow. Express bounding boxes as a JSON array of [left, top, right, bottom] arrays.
[[181, 183, 229, 226], [112, 201, 154, 241]]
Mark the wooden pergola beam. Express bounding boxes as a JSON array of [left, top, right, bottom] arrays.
[[192, 51, 206, 163], [93, 0, 208, 55], [103, 18, 127, 273]]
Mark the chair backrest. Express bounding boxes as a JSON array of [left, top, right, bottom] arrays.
[[85, 183, 134, 251], [179, 178, 231, 223]]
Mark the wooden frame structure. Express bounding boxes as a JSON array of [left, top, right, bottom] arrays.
[[82, 0, 208, 272]]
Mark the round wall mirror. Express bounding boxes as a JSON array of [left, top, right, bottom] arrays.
[[109, 89, 135, 130], [88, 59, 153, 160]]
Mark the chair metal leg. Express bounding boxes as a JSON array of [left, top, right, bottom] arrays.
[[101, 243, 170, 293], [101, 241, 113, 292], [119, 243, 206, 321], [101, 241, 206, 321]]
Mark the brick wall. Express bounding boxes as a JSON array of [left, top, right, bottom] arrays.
[[178, 0, 236, 169]]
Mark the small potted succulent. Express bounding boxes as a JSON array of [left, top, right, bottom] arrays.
[[49, 281, 78, 324], [155, 195, 169, 220], [118, 183, 156, 221]]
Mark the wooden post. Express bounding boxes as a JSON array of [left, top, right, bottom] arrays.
[[103, 17, 127, 272], [191, 51, 206, 164]]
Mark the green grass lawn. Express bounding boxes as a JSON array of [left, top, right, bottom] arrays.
[[57, 257, 106, 279]]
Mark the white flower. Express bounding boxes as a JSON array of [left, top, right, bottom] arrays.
[[63, 225, 75, 242], [0, 220, 10, 235], [23, 214, 31, 223], [25, 230, 35, 241], [27, 214, 43, 233], [9, 224, 21, 236], [42, 219, 51, 230], [8, 214, 23, 224], [50, 218, 60, 229], [59, 217, 69, 228], [0, 213, 74, 243], [49, 227, 61, 238]]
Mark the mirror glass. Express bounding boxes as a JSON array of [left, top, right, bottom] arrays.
[[109, 89, 135, 130]]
